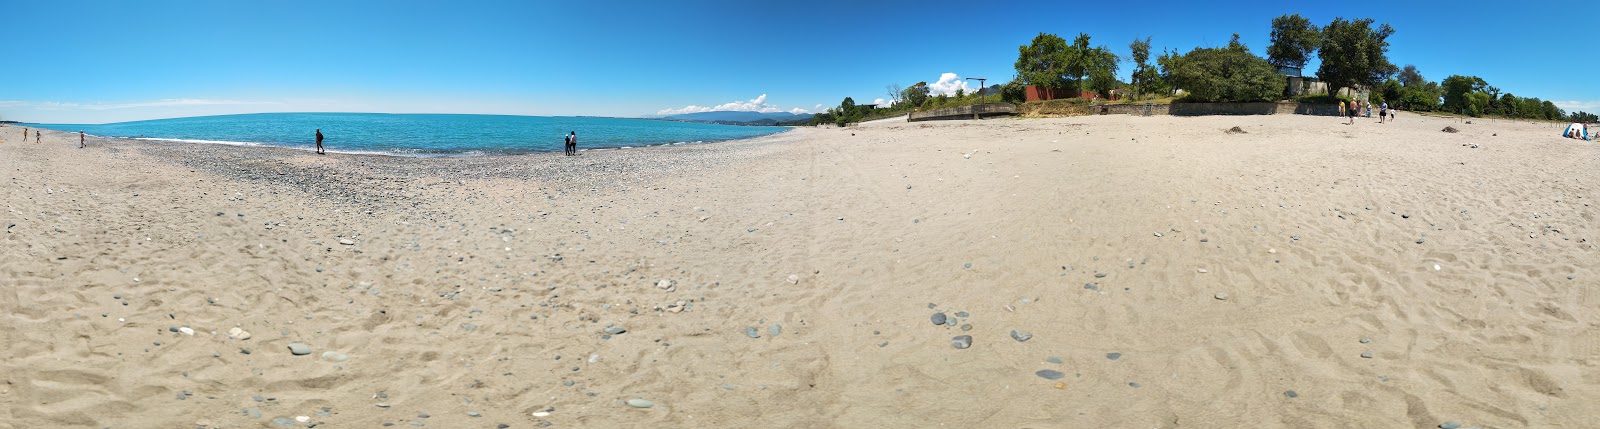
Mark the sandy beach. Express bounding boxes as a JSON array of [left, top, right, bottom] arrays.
[[2, 113, 1597, 428]]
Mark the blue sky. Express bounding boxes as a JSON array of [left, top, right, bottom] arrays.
[[3, 0, 1594, 123]]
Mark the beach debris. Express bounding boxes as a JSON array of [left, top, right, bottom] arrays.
[[1226, 126, 1247, 134], [178, 327, 195, 336], [786, 274, 799, 284], [287, 343, 312, 356], [1036, 369, 1065, 380], [931, 312, 947, 325], [626, 399, 655, 408], [1055, 382, 1068, 389], [1441, 126, 1459, 133], [1214, 292, 1229, 301], [950, 335, 973, 349], [1010, 330, 1033, 342]]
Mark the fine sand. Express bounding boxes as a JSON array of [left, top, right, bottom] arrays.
[[2, 113, 1597, 428]]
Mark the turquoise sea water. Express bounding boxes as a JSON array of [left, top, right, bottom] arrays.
[[26, 113, 789, 156]]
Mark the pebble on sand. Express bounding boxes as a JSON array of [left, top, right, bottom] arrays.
[[626, 399, 654, 408], [931, 312, 948, 325], [287, 343, 312, 355], [1106, 352, 1121, 360], [1214, 292, 1229, 301], [1284, 390, 1299, 398], [1360, 352, 1374, 359], [338, 238, 355, 245], [744, 327, 760, 339], [768, 324, 782, 337], [786, 274, 800, 284], [950, 335, 972, 349], [1439, 422, 1462, 429], [1010, 330, 1033, 342], [1035, 369, 1065, 380]]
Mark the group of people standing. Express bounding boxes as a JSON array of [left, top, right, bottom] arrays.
[[14, 127, 87, 148], [1341, 99, 1396, 125]]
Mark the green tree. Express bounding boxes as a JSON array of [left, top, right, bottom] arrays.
[[1377, 79, 1402, 103], [901, 82, 930, 108], [1397, 64, 1424, 87], [1317, 17, 1398, 93], [1267, 14, 1319, 70], [1441, 75, 1488, 113], [1158, 34, 1282, 103], [1543, 100, 1562, 120], [955, 88, 965, 98], [1129, 36, 1165, 97], [834, 97, 859, 126], [1015, 33, 1072, 89], [1000, 79, 1027, 103]]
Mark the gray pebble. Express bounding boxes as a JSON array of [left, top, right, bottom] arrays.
[[960, 324, 972, 331], [768, 324, 781, 337], [955, 311, 969, 317], [270, 417, 297, 426], [744, 327, 760, 339], [1401, 214, 1410, 219], [930, 312, 947, 325], [878, 341, 889, 348], [950, 335, 972, 349], [287, 343, 312, 355], [1010, 330, 1033, 342], [1128, 382, 1141, 388], [1045, 356, 1063, 364], [1361, 352, 1374, 359], [1359, 337, 1371, 344], [467, 411, 481, 417], [1094, 273, 1106, 278], [1284, 390, 1298, 398], [964, 263, 972, 269], [1106, 352, 1121, 360], [1083, 283, 1099, 291], [1035, 369, 1065, 380], [1214, 292, 1229, 300], [563, 380, 575, 387], [498, 425, 510, 429], [168, 326, 181, 333], [418, 413, 430, 418], [626, 399, 654, 408], [1439, 422, 1461, 429], [603, 326, 626, 335]]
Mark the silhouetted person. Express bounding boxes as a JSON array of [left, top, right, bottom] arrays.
[[315, 129, 325, 154], [35, 130, 41, 142], [21, 128, 27, 142], [565, 131, 577, 156], [79, 131, 85, 148]]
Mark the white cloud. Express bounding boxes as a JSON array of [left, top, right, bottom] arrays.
[[1553, 100, 1600, 112], [814, 104, 823, 110], [657, 93, 806, 115], [874, 98, 896, 108], [928, 73, 970, 97], [789, 108, 809, 114]]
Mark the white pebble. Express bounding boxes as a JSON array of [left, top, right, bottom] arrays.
[[531, 411, 551, 417], [178, 327, 194, 336], [1433, 264, 1441, 271], [295, 416, 310, 423]]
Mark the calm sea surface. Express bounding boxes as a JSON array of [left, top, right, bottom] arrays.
[[27, 113, 790, 156]]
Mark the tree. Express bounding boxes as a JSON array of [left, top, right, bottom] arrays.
[[1129, 36, 1165, 97], [1085, 42, 1121, 98], [955, 88, 965, 98], [885, 83, 903, 105], [1000, 79, 1027, 103], [1015, 33, 1072, 89], [1377, 79, 1402, 103], [901, 82, 930, 108], [1441, 75, 1488, 113], [1317, 17, 1398, 93], [1267, 14, 1319, 70], [834, 97, 860, 126], [1397, 65, 1424, 87], [1158, 34, 1283, 103]]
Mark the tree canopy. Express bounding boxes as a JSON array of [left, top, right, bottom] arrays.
[[1316, 17, 1397, 92], [1158, 35, 1282, 103], [1128, 36, 1165, 97], [1014, 32, 1118, 95], [1267, 14, 1319, 69]]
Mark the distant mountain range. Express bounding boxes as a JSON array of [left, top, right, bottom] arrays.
[[657, 111, 814, 125]]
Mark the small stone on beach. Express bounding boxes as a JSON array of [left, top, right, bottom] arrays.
[[287, 343, 312, 355], [931, 312, 947, 325], [744, 327, 760, 339], [950, 335, 972, 349], [1010, 330, 1033, 342], [1214, 292, 1228, 300], [1035, 369, 1065, 380], [626, 399, 654, 408]]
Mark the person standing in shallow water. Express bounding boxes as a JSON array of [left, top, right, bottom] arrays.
[[566, 131, 577, 156], [315, 129, 325, 154]]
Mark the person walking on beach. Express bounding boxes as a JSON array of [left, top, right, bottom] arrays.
[[565, 131, 577, 156], [1347, 100, 1357, 125], [36, 130, 41, 143], [1379, 102, 1388, 124], [22, 128, 28, 142], [79, 131, 85, 148], [315, 129, 325, 155]]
